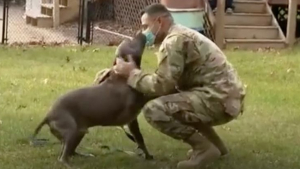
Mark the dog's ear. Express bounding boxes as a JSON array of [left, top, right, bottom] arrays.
[[135, 29, 143, 36]]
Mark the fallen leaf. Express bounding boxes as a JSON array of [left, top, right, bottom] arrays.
[[43, 79, 49, 84], [92, 49, 99, 52], [287, 68, 293, 73]]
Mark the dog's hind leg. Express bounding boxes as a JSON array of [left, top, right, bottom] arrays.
[[128, 119, 153, 160], [48, 114, 78, 168], [70, 130, 95, 158], [50, 128, 63, 143]]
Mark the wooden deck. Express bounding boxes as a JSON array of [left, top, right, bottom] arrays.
[[268, 0, 300, 5], [210, 0, 299, 49]]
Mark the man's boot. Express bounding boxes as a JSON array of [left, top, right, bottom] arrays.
[[177, 133, 221, 169], [188, 124, 229, 157], [186, 133, 229, 158]]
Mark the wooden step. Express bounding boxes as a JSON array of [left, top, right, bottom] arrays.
[[25, 15, 53, 28], [41, 3, 67, 9], [42, 0, 68, 6], [59, 0, 68, 6], [41, 6, 53, 16], [225, 13, 272, 26], [225, 39, 286, 49], [26, 11, 52, 19], [225, 25, 279, 39], [41, 3, 67, 17], [234, 0, 266, 13]]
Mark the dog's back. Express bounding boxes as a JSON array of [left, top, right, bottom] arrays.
[[50, 78, 143, 126]]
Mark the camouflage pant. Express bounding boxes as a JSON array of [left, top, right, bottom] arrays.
[[143, 91, 234, 140]]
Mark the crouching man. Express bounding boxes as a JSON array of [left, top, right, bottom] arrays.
[[113, 3, 246, 169]]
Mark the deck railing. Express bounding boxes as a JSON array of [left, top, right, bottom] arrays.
[[202, 0, 225, 49], [203, 0, 216, 41], [214, 0, 225, 49]]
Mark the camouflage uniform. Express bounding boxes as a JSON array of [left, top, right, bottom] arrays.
[[127, 24, 245, 138], [94, 24, 246, 168], [126, 24, 246, 168]]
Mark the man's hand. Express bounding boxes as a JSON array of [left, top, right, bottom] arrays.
[[113, 55, 137, 78]]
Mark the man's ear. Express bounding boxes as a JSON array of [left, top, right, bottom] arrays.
[[157, 16, 163, 24]]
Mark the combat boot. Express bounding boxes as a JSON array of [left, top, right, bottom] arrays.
[[186, 137, 228, 158], [177, 133, 221, 169], [189, 125, 229, 157]]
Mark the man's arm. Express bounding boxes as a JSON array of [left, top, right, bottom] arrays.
[[127, 35, 187, 97]]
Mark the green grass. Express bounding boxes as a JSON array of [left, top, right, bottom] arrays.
[[0, 46, 300, 169]]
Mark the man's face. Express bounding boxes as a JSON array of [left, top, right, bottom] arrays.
[[141, 13, 164, 44]]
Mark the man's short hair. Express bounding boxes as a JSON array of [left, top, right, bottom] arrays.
[[140, 3, 171, 17]]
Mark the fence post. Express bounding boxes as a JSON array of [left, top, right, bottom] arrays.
[[53, 0, 60, 28], [215, 0, 225, 49], [1, 0, 9, 44], [286, 0, 297, 46]]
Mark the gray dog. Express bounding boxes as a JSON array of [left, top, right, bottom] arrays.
[[31, 33, 153, 168]]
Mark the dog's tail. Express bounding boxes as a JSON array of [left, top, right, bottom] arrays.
[[29, 117, 49, 146], [33, 117, 48, 137]]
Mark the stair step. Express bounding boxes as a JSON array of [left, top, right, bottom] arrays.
[[26, 15, 53, 27], [60, 0, 68, 6], [41, 3, 67, 9], [26, 11, 52, 19], [225, 13, 272, 26], [225, 39, 286, 49], [42, 0, 68, 6], [225, 26, 279, 39], [234, 0, 266, 13], [41, 3, 68, 17]]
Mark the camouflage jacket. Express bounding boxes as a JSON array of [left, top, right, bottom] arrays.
[[127, 24, 246, 115]]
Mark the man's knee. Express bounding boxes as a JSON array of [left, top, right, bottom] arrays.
[[143, 94, 201, 124], [142, 98, 197, 140], [143, 99, 171, 123]]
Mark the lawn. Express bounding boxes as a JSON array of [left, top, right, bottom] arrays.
[[0, 46, 300, 169]]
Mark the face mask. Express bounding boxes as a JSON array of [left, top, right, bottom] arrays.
[[142, 21, 161, 46], [143, 29, 156, 46]]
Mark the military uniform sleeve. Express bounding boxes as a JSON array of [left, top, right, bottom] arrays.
[[127, 35, 187, 97]]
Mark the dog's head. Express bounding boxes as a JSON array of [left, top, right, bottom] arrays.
[[114, 32, 147, 68]]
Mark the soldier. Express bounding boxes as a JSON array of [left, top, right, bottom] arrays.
[[113, 3, 246, 169]]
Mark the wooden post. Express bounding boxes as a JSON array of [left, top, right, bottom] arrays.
[[53, 0, 60, 28], [286, 0, 297, 46], [215, 0, 225, 49]]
